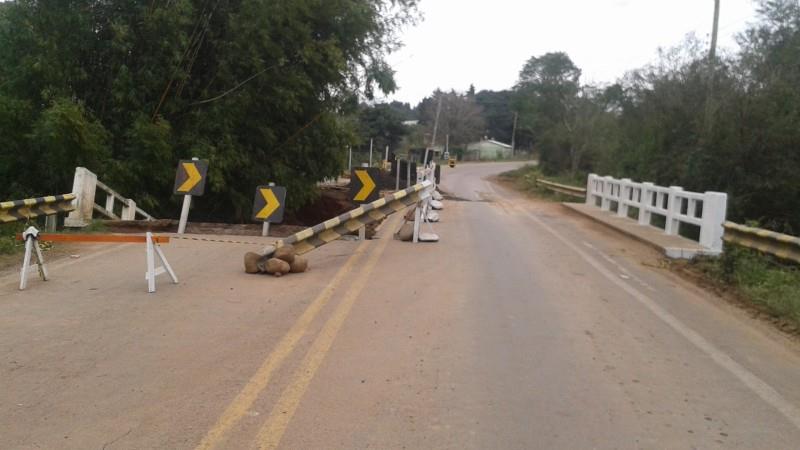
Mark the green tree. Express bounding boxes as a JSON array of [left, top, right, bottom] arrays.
[[0, 0, 418, 221], [357, 103, 408, 156], [475, 89, 514, 144], [417, 89, 485, 149], [513, 52, 582, 174]]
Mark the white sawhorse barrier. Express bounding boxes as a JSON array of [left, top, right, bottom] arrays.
[[17, 227, 178, 293]]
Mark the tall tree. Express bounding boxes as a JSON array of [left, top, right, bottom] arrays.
[[357, 103, 408, 153], [475, 89, 514, 144], [513, 52, 582, 174], [417, 89, 485, 148], [0, 0, 419, 221]]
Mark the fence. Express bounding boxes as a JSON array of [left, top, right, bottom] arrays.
[[585, 174, 728, 254], [65, 167, 154, 227]]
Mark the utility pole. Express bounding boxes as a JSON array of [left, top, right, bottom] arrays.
[[369, 138, 373, 167], [705, 0, 721, 137], [430, 95, 443, 149], [709, 0, 721, 63], [511, 112, 518, 156]]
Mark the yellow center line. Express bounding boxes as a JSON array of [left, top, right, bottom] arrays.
[[195, 238, 373, 450], [254, 214, 400, 450]]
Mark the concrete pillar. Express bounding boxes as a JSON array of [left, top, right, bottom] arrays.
[[121, 199, 137, 221], [665, 186, 683, 235], [585, 174, 597, 206], [639, 182, 655, 226], [65, 167, 97, 227], [601, 176, 614, 211], [617, 178, 632, 218], [699, 192, 728, 253]]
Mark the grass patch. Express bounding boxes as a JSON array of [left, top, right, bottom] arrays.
[[0, 222, 27, 255], [499, 164, 583, 202], [63, 220, 108, 233], [691, 247, 800, 331], [0, 218, 107, 256]]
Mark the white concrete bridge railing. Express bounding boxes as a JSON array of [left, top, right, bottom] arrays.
[[65, 167, 155, 227], [585, 174, 728, 254]]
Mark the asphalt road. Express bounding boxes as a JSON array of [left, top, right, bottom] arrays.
[[2, 161, 800, 449]]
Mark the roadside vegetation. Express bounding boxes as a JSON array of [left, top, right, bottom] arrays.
[[0, 222, 25, 255], [0, 220, 107, 257], [690, 249, 800, 333], [0, 0, 420, 221], [498, 164, 582, 202]]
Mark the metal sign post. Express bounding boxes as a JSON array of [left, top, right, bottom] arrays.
[[369, 139, 374, 167]]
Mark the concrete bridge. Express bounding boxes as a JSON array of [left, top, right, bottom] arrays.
[[2, 162, 800, 449]]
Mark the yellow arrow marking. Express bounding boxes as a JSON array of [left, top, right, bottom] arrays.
[[177, 162, 202, 193], [256, 188, 281, 220], [353, 169, 376, 202]]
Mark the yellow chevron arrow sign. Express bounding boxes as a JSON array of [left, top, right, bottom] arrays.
[[353, 169, 377, 202], [256, 189, 280, 219], [178, 163, 202, 192], [173, 159, 209, 196], [252, 185, 287, 223]]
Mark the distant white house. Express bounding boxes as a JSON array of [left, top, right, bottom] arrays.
[[402, 120, 419, 127], [465, 139, 513, 160]]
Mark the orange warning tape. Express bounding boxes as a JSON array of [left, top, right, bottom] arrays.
[[15, 233, 170, 244]]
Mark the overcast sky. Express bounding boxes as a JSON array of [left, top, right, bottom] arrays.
[[382, 0, 760, 105]]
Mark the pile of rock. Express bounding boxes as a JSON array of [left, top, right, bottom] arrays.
[[244, 244, 308, 277]]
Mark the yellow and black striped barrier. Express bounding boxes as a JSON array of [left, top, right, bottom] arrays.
[[0, 194, 76, 223], [252, 180, 433, 266], [723, 222, 800, 263]]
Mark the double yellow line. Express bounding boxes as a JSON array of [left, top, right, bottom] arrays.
[[196, 214, 399, 450]]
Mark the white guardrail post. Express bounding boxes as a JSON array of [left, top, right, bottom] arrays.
[[65, 167, 97, 227], [639, 182, 654, 226], [601, 176, 613, 211], [585, 174, 597, 206], [665, 186, 683, 236], [700, 192, 728, 253], [617, 178, 632, 218], [121, 199, 137, 220]]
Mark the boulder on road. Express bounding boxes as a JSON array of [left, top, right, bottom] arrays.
[[244, 252, 263, 274], [274, 245, 296, 264], [290, 255, 309, 273], [265, 258, 291, 276], [396, 223, 414, 241]]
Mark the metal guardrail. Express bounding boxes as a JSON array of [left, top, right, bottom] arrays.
[[263, 180, 433, 256], [536, 178, 586, 199], [0, 194, 76, 223], [723, 222, 800, 263]]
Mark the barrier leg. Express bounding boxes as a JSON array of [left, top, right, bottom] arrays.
[[34, 240, 48, 282], [412, 205, 422, 243], [19, 237, 33, 291], [154, 243, 179, 284], [146, 232, 156, 293]]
